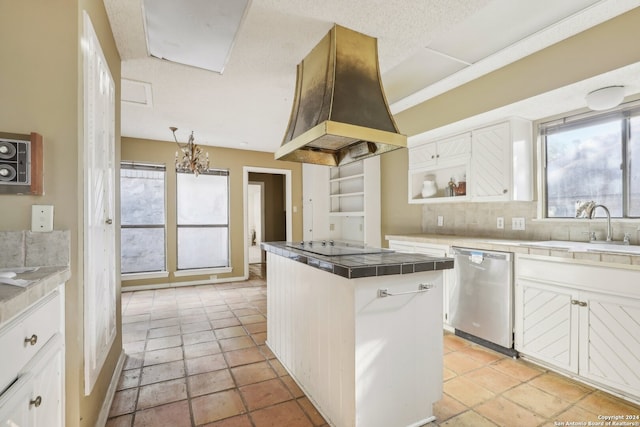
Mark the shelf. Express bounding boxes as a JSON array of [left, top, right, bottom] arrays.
[[329, 173, 364, 183], [329, 211, 365, 217], [330, 191, 365, 198]]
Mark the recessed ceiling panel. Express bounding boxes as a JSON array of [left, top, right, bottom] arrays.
[[143, 0, 251, 73], [383, 50, 467, 103], [122, 79, 153, 106]]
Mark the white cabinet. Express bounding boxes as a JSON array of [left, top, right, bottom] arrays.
[[388, 240, 453, 327], [515, 256, 640, 401], [470, 119, 533, 201], [408, 118, 532, 203], [409, 132, 471, 170], [0, 286, 65, 427], [303, 157, 381, 247]]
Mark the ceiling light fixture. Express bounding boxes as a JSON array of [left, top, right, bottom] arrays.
[[170, 127, 209, 176], [585, 86, 625, 111]]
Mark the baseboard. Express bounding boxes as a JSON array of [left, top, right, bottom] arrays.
[[121, 275, 248, 292], [94, 349, 126, 427]]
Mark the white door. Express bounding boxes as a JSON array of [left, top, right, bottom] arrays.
[[82, 11, 117, 395]]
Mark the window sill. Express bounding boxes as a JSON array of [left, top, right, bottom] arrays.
[[173, 267, 232, 278], [532, 218, 640, 224], [122, 271, 170, 281]]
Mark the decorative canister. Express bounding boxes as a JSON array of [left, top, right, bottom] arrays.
[[421, 180, 437, 198]]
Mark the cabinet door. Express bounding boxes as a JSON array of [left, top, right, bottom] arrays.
[[579, 292, 640, 397], [29, 344, 63, 427], [436, 133, 471, 164], [471, 122, 511, 199], [409, 142, 437, 170], [515, 279, 579, 373]]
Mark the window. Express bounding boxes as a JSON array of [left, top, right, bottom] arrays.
[[542, 107, 640, 218], [176, 169, 230, 270], [120, 162, 166, 273]]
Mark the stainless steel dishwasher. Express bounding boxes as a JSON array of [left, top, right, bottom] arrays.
[[450, 247, 515, 355]]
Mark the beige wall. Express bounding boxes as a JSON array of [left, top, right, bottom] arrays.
[[121, 137, 303, 288], [381, 7, 640, 241], [0, 2, 122, 427]]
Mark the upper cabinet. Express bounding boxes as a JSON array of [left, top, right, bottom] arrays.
[[408, 118, 533, 204]]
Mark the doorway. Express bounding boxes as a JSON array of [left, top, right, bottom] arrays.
[[243, 167, 292, 280]]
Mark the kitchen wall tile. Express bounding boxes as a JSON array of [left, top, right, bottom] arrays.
[[0, 231, 25, 267], [24, 230, 69, 266]]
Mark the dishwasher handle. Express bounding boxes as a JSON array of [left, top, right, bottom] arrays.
[[451, 246, 512, 262]]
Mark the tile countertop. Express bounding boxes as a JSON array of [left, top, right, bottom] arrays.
[[0, 266, 70, 326], [385, 234, 640, 267], [262, 241, 454, 279]]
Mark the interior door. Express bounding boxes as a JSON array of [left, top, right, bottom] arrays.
[[82, 11, 117, 395]]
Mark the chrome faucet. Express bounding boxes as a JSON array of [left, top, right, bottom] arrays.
[[586, 204, 612, 242]]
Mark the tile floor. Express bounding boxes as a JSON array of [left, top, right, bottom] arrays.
[[107, 266, 640, 427]]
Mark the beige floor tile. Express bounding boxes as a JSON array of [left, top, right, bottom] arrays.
[[183, 340, 222, 359], [259, 344, 276, 359], [215, 326, 248, 339], [224, 347, 266, 367], [250, 400, 313, 427], [444, 376, 495, 407], [208, 310, 235, 320], [191, 389, 246, 425], [231, 361, 278, 386], [528, 372, 593, 403], [244, 322, 267, 334], [180, 320, 212, 334], [269, 358, 289, 376], [503, 383, 572, 418], [188, 369, 236, 397], [147, 325, 181, 339], [475, 396, 545, 427], [440, 410, 498, 427], [433, 393, 468, 422], [185, 353, 228, 375], [233, 308, 259, 317], [491, 357, 544, 382], [145, 334, 182, 351], [132, 400, 191, 427], [202, 414, 253, 426], [123, 353, 144, 370], [137, 378, 188, 410], [443, 367, 456, 381], [545, 404, 600, 426], [443, 334, 471, 352], [444, 351, 485, 375], [219, 336, 255, 352], [117, 369, 141, 391], [106, 414, 133, 427], [458, 345, 505, 364], [180, 314, 209, 324], [143, 346, 183, 366], [211, 317, 243, 329], [575, 390, 640, 415], [182, 329, 216, 346], [239, 378, 292, 410], [462, 366, 521, 394], [251, 332, 267, 345], [297, 397, 327, 425], [123, 341, 145, 354], [140, 360, 185, 386], [238, 314, 266, 324], [109, 388, 138, 417]]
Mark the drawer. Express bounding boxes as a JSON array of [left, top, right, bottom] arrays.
[[0, 290, 62, 393]]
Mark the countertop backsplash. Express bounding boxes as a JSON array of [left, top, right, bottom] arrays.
[[0, 230, 70, 268], [421, 201, 640, 245]]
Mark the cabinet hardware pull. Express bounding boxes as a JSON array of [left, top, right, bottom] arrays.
[[24, 334, 38, 346], [571, 300, 580, 305], [378, 283, 433, 298], [578, 301, 588, 307], [30, 396, 42, 408], [105, 218, 113, 225]]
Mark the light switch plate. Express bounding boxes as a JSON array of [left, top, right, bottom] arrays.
[[497, 217, 504, 229], [32, 204, 54, 232], [512, 217, 526, 231]]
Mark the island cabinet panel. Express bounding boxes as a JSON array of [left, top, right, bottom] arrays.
[[266, 252, 444, 427]]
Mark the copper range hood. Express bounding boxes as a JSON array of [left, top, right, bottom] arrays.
[[275, 24, 407, 166]]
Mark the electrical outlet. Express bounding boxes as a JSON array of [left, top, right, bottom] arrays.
[[329, 223, 335, 231], [31, 205, 54, 232], [497, 217, 504, 229], [437, 216, 444, 227], [512, 217, 526, 231]]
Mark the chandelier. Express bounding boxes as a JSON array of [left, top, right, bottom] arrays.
[[170, 126, 210, 176]]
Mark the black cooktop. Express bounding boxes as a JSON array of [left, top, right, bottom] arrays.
[[285, 241, 393, 257]]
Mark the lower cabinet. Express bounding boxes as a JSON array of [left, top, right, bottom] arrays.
[[515, 256, 640, 401], [0, 286, 65, 427]]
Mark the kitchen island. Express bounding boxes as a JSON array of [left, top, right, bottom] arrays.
[[262, 241, 453, 427]]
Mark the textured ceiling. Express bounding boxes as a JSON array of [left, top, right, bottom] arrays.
[[104, 0, 640, 153]]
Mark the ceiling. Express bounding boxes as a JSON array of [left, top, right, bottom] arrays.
[[104, 0, 640, 153]]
